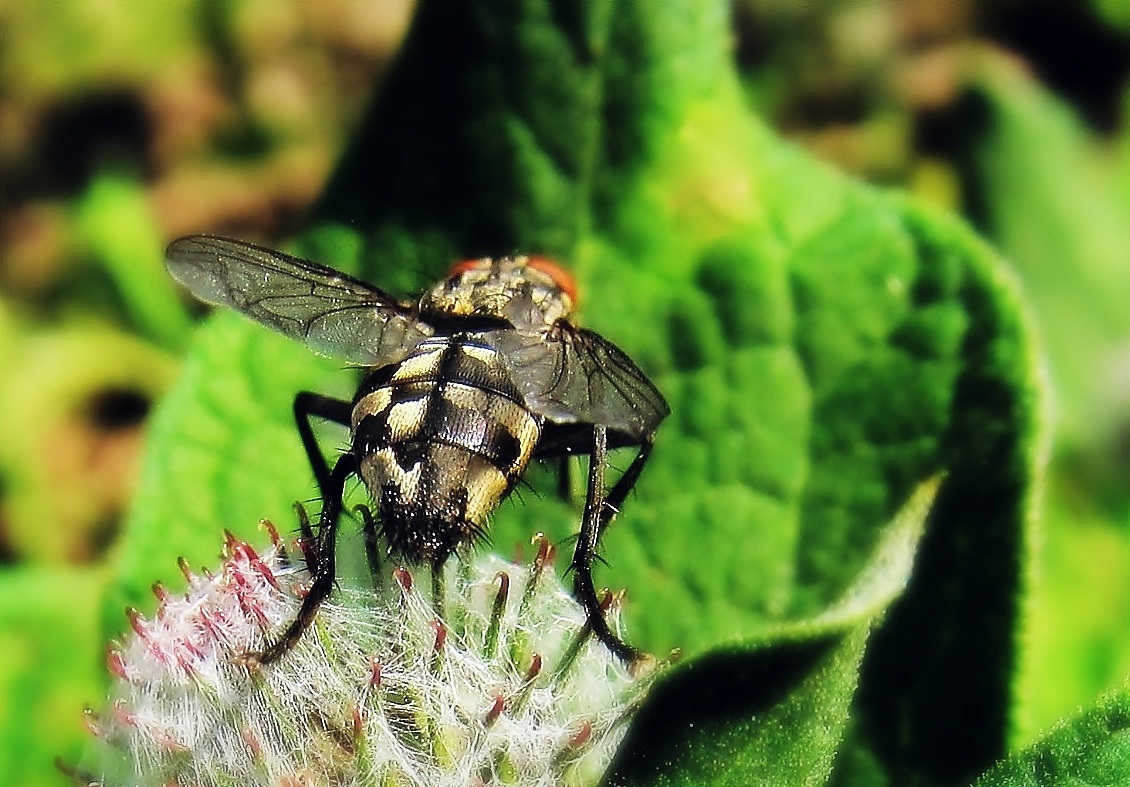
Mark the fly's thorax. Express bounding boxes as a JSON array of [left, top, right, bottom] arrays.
[[350, 336, 544, 562], [417, 257, 574, 331]]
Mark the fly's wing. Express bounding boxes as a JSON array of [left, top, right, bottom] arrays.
[[490, 323, 669, 442], [166, 235, 432, 366]]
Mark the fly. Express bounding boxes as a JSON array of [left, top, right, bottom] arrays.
[[165, 235, 669, 666]]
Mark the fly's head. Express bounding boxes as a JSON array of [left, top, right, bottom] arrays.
[[419, 256, 577, 330]]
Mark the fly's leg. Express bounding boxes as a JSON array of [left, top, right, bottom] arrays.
[[571, 424, 655, 667], [554, 454, 573, 503], [291, 392, 351, 581], [355, 504, 382, 591], [293, 502, 319, 574], [294, 391, 352, 497], [431, 558, 447, 623], [250, 453, 356, 664]]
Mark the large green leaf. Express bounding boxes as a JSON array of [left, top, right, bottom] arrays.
[[605, 480, 935, 786], [929, 54, 1130, 744], [111, 1, 1042, 784], [974, 685, 1130, 786]]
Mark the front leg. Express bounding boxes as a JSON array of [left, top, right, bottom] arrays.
[[250, 452, 357, 664]]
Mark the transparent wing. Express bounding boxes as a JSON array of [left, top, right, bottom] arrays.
[[166, 235, 432, 366], [490, 323, 669, 441]]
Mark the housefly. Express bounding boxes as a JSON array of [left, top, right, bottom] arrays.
[[166, 236, 668, 666]]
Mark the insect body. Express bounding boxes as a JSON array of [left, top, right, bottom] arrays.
[[166, 236, 668, 665]]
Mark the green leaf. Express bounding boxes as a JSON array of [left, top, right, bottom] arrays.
[[0, 567, 106, 786], [828, 197, 1042, 787], [604, 480, 936, 787], [950, 57, 1130, 451], [937, 53, 1130, 744], [974, 686, 1130, 786], [75, 173, 193, 350], [114, 2, 1043, 785]]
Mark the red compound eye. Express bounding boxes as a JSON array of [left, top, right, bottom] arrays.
[[525, 255, 578, 305], [448, 258, 486, 277]]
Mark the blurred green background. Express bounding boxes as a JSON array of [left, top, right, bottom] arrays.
[[1, 0, 1129, 782]]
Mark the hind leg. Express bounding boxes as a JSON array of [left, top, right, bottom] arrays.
[[570, 425, 655, 667]]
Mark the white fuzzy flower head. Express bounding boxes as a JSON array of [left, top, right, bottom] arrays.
[[77, 521, 658, 787]]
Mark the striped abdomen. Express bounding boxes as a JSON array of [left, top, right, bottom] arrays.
[[351, 335, 542, 563]]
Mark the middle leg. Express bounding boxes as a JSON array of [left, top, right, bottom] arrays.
[[293, 391, 353, 498]]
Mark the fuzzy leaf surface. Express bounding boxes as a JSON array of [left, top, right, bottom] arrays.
[[975, 688, 1130, 786]]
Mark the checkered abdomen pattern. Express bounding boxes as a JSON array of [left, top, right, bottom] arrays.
[[351, 335, 542, 562]]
